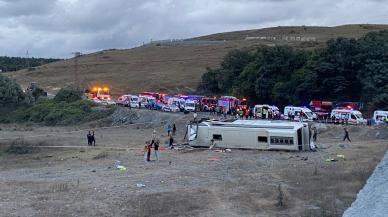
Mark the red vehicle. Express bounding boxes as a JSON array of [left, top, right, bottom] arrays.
[[85, 86, 111, 100], [238, 98, 248, 111], [335, 102, 361, 110], [309, 100, 333, 119], [201, 97, 218, 111], [139, 92, 166, 102]]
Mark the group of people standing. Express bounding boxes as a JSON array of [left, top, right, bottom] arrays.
[[87, 131, 96, 146], [144, 139, 160, 162]]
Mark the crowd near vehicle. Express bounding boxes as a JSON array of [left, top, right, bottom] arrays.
[[284, 106, 316, 121], [373, 110, 388, 125], [330, 109, 366, 125]]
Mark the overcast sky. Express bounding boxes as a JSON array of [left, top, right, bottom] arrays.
[[0, 0, 387, 58]]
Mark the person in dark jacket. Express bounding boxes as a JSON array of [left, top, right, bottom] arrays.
[[172, 123, 177, 136], [90, 131, 96, 146], [169, 135, 174, 149], [87, 131, 92, 146], [343, 128, 351, 142]]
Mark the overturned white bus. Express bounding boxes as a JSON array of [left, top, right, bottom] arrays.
[[186, 120, 311, 151]]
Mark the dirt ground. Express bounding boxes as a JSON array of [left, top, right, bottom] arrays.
[[0, 111, 387, 217]]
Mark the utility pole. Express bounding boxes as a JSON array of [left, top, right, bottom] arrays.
[[25, 50, 30, 70], [72, 52, 82, 88]]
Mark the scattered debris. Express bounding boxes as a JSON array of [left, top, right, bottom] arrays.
[[337, 154, 346, 160], [326, 158, 338, 162], [114, 161, 127, 171], [136, 183, 146, 188], [173, 143, 194, 151], [91, 170, 96, 172]]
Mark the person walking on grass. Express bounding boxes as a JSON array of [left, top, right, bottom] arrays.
[[343, 127, 351, 142], [154, 139, 160, 161]]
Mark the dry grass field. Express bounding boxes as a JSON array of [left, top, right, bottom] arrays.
[[0, 110, 387, 217], [6, 24, 388, 96]]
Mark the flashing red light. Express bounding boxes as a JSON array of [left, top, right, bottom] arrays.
[[347, 105, 352, 109]]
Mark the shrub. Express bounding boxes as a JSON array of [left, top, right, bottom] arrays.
[[54, 86, 83, 103]]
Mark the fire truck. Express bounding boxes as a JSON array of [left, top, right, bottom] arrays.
[[85, 86, 111, 101], [217, 96, 247, 113], [201, 97, 218, 111], [309, 100, 333, 120]]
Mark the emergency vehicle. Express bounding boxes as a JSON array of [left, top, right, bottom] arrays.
[[309, 100, 333, 119], [117, 95, 139, 108], [139, 92, 165, 102], [217, 96, 239, 112], [85, 86, 112, 101], [284, 106, 316, 121], [139, 96, 156, 108], [372, 110, 388, 125], [254, 105, 280, 119], [184, 100, 196, 112], [330, 109, 366, 125], [201, 97, 218, 111]]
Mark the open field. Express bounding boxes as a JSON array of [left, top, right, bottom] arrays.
[[0, 109, 387, 217], [5, 24, 388, 96]]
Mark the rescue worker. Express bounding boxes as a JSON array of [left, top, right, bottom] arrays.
[[343, 127, 351, 142]]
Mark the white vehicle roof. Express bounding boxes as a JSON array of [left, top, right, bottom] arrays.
[[374, 110, 388, 115], [332, 109, 362, 114]]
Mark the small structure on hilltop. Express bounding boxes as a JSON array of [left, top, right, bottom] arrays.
[[186, 119, 310, 151]]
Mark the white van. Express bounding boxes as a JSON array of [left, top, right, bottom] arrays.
[[373, 110, 388, 125], [284, 106, 316, 121], [168, 97, 186, 111], [185, 100, 196, 112], [117, 95, 139, 108], [254, 105, 280, 119], [139, 96, 156, 108], [330, 109, 366, 125]]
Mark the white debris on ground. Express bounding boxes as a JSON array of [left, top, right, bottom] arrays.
[[343, 151, 388, 217]]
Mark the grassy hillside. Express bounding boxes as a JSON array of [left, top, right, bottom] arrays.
[[6, 24, 388, 96]]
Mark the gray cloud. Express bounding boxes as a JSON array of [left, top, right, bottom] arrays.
[[0, 0, 387, 58]]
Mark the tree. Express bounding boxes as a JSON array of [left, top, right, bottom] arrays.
[[0, 74, 25, 107]]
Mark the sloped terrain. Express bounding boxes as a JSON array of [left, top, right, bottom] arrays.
[[6, 24, 388, 96]]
